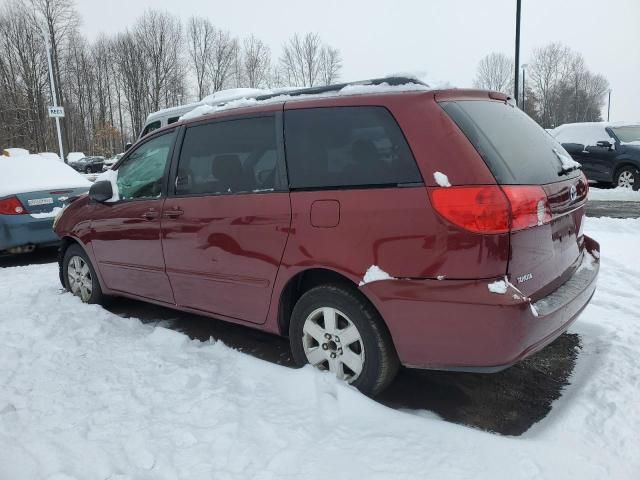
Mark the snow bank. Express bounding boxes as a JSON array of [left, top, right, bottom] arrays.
[[0, 155, 90, 198], [359, 265, 396, 286], [0, 218, 639, 479], [433, 171, 451, 187], [588, 187, 640, 201]]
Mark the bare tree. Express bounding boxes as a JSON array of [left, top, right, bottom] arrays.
[[280, 33, 322, 87], [242, 35, 271, 88], [186, 16, 214, 100], [209, 29, 238, 91], [319, 45, 341, 86], [473, 52, 513, 93]]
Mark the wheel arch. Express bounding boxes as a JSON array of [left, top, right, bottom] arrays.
[[276, 267, 385, 337]]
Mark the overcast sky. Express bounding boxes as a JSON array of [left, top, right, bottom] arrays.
[[77, 0, 639, 122]]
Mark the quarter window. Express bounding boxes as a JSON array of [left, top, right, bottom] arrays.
[[175, 116, 279, 196], [284, 106, 422, 189], [116, 131, 175, 200], [141, 121, 161, 138]]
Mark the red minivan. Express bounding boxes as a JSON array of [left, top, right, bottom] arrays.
[[54, 78, 599, 395]]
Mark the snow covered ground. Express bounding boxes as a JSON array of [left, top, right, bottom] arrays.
[[1, 217, 639, 480], [588, 186, 640, 202]]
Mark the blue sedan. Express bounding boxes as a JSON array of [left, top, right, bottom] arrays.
[[1, 155, 90, 254]]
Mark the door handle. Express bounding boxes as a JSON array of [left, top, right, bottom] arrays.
[[141, 209, 158, 220], [163, 208, 184, 218]]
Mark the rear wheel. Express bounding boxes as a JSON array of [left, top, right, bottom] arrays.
[[84, 165, 92, 174], [289, 284, 399, 396], [62, 244, 105, 304], [615, 166, 639, 190]]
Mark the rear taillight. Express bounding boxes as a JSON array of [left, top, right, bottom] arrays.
[[502, 186, 552, 230], [0, 196, 26, 215], [429, 185, 551, 234], [429, 186, 510, 233]]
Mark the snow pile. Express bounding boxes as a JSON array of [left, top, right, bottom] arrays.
[[359, 265, 396, 286], [0, 155, 90, 198], [433, 171, 451, 187], [3, 147, 29, 157], [0, 218, 639, 478], [588, 187, 640, 201], [37, 152, 62, 162], [487, 279, 508, 294]]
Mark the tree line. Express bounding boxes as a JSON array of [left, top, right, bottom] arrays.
[[474, 43, 610, 128], [0, 0, 342, 157]]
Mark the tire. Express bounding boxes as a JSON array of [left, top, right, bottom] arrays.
[[614, 166, 640, 190], [289, 284, 399, 396], [84, 166, 92, 174], [62, 243, 105, 304]]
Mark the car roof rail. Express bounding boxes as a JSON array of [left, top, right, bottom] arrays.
[[252, 76, 429, 102]]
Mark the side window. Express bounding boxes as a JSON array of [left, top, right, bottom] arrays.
[[175, 116, 279, 196], [141, 121, 161, 138], [285, 106, 422, 189], [167, 116, 180, 125], [116, 130, 175, 200]]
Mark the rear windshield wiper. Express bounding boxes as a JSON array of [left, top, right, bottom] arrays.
[[553, 148, 582, 176]]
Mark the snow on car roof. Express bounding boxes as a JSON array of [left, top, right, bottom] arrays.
[[0, 154, 91, 198], [180, 79, 430, 122], [551, 121, 640, 147]]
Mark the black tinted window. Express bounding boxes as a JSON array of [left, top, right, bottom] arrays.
[[141, 121, 161, 138], [175, 116, 279, 195], [285, 107, 422, 189], [441, 100, 581, 184]]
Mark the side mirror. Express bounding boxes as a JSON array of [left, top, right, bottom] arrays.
[[561, 143, 585, 155], [125, 142, 132, 151], [89, 180, 113, 203], [596, 140, 612, 149]]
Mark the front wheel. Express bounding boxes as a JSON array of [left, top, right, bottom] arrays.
[[84, 166, 92, 174], [62, 244, 105, 304], [615, 166, 639, 190], [289, 284, 399, 396]]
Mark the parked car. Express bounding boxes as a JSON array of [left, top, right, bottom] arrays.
[[102, 153, 124, 171], [54, 77, 600, 395], [550, 122, 640, 189], [67, 152, 85, 164], [68, 155, 105, 174], [1, 155, 90, 254]]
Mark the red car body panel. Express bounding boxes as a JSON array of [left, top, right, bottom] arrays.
[[55, 88, 600, 371]]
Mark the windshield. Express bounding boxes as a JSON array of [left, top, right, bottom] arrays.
[[611, 125, 640, 144]]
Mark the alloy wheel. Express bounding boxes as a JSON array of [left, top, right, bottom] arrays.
[[67, 255, 93, 302], [617, 170, 635, 189], [302, 307, 365, 382]]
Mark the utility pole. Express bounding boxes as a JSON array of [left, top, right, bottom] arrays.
[[514, 0, 522, 105], [43, 25, 65, 163], [607, 89, 612, 122]]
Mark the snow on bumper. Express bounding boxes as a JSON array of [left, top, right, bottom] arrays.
[[361, 236, 600, 370]]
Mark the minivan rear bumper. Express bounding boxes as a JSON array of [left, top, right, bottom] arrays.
[[363, 235, 600, 371]]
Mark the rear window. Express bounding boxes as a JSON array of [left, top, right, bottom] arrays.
[[441, 100, 581, 185], [285, 106, 422, 189]]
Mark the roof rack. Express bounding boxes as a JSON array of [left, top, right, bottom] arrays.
[[253, 76, 428, 102]]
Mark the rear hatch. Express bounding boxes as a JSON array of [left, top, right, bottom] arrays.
[[440, 98, 586, 299]]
